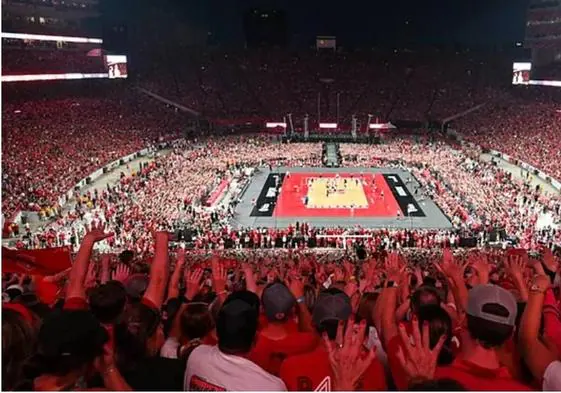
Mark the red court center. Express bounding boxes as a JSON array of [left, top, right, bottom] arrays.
[[274, 173, 402, 217]]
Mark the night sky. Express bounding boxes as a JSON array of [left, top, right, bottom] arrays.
[[112, 0, 531, 48]]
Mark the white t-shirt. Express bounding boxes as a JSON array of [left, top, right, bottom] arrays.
[[160, 337, 180, 359], [184, 345, 286, 391], [543, 360, 561, 391]]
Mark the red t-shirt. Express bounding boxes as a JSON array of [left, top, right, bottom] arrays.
[[250, 331, 318, 376], [435, 358, 533, 391], [280, 344, 387, 391], [386, 335, 410, 391]]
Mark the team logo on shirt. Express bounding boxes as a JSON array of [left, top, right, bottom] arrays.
[[189, 375, 226, 391], [314, 376, 331, 391]]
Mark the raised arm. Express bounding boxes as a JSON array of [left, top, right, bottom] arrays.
[[166, 247, 186, 302], [289, 274, 314, 333], [142, 232, 171, 309], [519, 274, 557, 383], [380, 252, 405, 348], [434, 249, 469, 317], [100, 254, 111, 285], [66, 222, 112, 301]]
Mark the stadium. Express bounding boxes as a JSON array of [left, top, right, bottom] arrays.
[[1, 0, 561, 391]]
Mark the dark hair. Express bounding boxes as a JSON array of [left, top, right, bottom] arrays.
[[304, 284, 317, 313], [33, 310, 107, 377], [180, 303, 213, 341], [119, 250, 134, 265], [417, 305, 454, 365], [114, 303, 161, 370], [409, 378, 466, 391], [2, 309, 36, 391], [88, 281, 127, 324], [411, 286, 441, 314], [317, 319, 342, 341], [216, 291, 259, 354], [466, 314, 513, 349], [356, 292, 378, 327]]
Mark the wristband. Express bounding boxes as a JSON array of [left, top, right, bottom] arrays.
[[296, 296, 305, 304]]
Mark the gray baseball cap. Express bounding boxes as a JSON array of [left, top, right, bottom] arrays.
[[312, 290, 352, 326], [261, 282, 295, 321], [467, 284, 517, 327]]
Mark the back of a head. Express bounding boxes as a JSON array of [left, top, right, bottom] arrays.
[[261, 282, 295, 323], [114, 302, 161, 368], [119, 250, 134, 265], [356, 292, 378, 327], [216, 291, 259, 354], [180, 302, 214, 342], [417, 304, 454, 365], [466, 284, 517, 349], [313, 288, 352, 340], [411, 286, 441, 314], [34, 309, 107, 377], [2, 309, 36, 391], [88, 281, 127, 324]]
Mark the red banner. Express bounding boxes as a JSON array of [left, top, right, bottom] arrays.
[[2, 247, 72, 275]]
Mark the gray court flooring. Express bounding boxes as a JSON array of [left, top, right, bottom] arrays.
[[230, 166, 453, 229]]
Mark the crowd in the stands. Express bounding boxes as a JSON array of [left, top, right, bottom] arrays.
[[7, 135, 559, 257], [3, 49, 561, 392], [1, 92, 186, 220]]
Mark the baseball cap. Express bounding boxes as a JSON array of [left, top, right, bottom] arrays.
[[217, 291, 259, 353], [37, 310, 108, 373], [261, 282, 295, 321], [467, 284, 517, 327], [312, 289, 352, 327]]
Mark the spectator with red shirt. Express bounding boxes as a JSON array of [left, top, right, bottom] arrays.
[[434, 284, 531, 390], [250, 281, 318, 376], [280, 288, 387, 391]]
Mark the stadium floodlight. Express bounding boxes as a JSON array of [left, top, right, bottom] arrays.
[[2, 73, 109, 82], [1, 32, 103, 44], [319, 123, 337, 129]]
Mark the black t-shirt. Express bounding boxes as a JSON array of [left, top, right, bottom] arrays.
[[123, 357, 185, 391]]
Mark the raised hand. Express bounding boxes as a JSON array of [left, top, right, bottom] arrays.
[[324, 319, 376, 391], [242, 263, 257, 293], [333, 267, 345, 282], [211, 255, 227, 295], [185, 267, 204, 300], [541, 246, 559, 273], [344, 279, 359, 299], [385, 251, 405, 282], [396, 320, 446, 385], [343, 260, 354, 278], [85, 263, 97, 288], [434, 248, 467, 279], [469, 252, 490, 285], [112, 264, 131, 283], [85, 221, 113, 243], [288, 273, 305, 299], [505, 254, 526, 283]]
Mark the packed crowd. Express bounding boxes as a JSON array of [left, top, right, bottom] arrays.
[[1, 90, 187, 220], [138, 50, 509, 124], [454, 89, 561, 181], [2, 226, 561, 391], [2, 49, 106, 75], [12, 135, 559, 258]]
